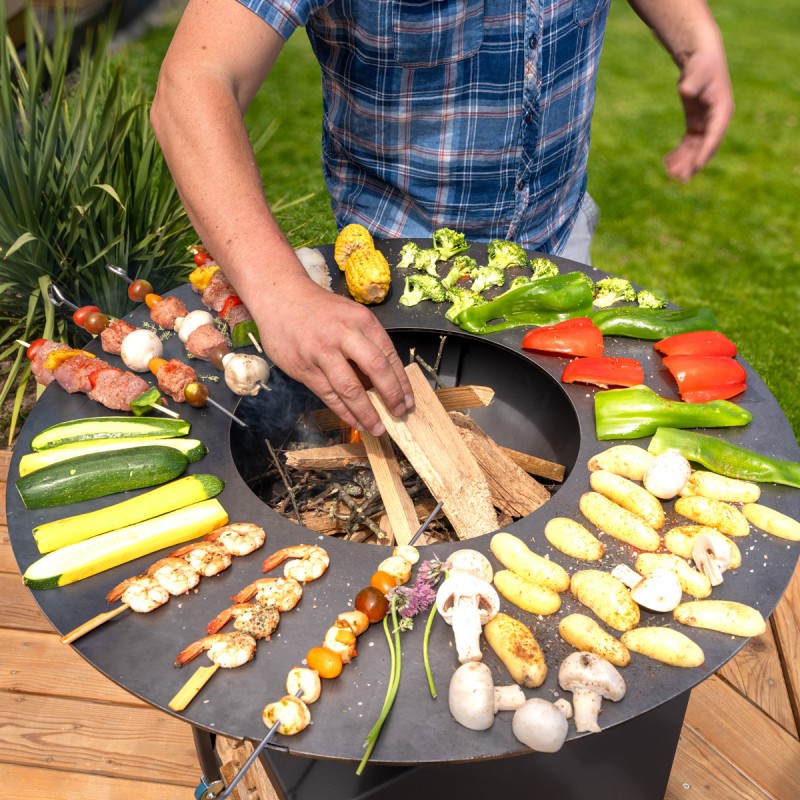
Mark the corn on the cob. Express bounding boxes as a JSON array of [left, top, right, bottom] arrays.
[[334, 223, 375, 270], [344, 247, 391, 305]]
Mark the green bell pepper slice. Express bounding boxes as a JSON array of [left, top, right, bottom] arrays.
[[649, 427, 800, 488], [130, 386, 163, 417], [592, 306, 719, 340], [595, 384, 752, 440], [453, 272, 594, 334]]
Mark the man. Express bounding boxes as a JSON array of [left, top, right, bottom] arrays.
[[151, 0, 732, 435]]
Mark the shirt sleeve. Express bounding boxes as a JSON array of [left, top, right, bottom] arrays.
[[235, 0, 327, 40]]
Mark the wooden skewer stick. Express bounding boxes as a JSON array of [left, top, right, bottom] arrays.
[[60, 604, 131, 645], [145, 402, 182, 419], [248, 331, 263, 353], [168, 664, 221, 711], [16, 339, 31, 348]]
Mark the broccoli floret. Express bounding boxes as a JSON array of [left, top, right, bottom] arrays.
[[486, 239, 529, 270], [441, 255, 478, 289], [399, 273, 447, 307], [413, 247, 441, 277], [432, 227, 470, 261], [592, 277, 637, 308], [530, 257, 560, 280], [636, 289, 668, 309], [396, 241, 421, 270], [444, 285, 486, 322], [470, 264, 506, 293], [509, 275, 533, 290]]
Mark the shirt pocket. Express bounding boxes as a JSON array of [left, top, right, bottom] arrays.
[[573, 0, 610, 26], [393, 0, 484, 68]]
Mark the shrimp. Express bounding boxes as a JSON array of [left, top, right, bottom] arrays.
[[174, 632, 257, 669], [205, 522, 266, 557], [206, 602, 280, 639], [261, 544, 330, 583], [105, 575, 170, 613], [231, 577, 303, 612], [146, 557, 201, 596], [170, 540, 232, 577], [323, 622, 358, 664]]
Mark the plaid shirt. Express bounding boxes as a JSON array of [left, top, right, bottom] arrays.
[[238, 1, 610, 253]]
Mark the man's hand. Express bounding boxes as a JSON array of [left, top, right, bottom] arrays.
[[259, 278, 413, 436]]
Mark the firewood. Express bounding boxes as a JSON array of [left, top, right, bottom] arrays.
[[284, 443, 370, 471], [501, 448, 566, 483]]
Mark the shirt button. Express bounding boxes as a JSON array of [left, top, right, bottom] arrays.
[[516, 178, 525, 191], [529, 34, 538, 49], [524, 111, 533, 125]]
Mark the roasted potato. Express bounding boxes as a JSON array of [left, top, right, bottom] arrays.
[[620, 627, 705, 668], [570, 569, 640, 632], [673, 600, 767, 637], [679, 471, 760, 503], [483, 613, 547, 688], [494, 569, 561, 616], [490, 532, 570, 592], [544, 517, 605, 562], [742, 503, 800, 541], [579, 492, 661, 552], [589, 470, 665, 529], [587, 445, 654, 481], [558, 613, 630, 667], [673, 496, 750, 538], [635, 552, 712, 599], [664, 525, 742, 569]]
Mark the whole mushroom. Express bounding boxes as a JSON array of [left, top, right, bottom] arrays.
[[447, 548, 494, 583], [611, 564, 683, 613], [221, 352, 270, 396], [436, 572, 500, 663], [512, 698, 572, 752], [558, 651, 626, 733], [643, 451, 692, 499], [119, 328, 163, 373], [174, 309, 214, 343], [448, 662, 525, 731]]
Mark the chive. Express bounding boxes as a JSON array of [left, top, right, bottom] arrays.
[[423, 600, 438, 699]]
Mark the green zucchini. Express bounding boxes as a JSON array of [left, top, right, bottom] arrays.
[[16, 445, 188, 510], [33, 474, 225, 553], [23, 498, 229, 589], [19, 437, 207, 477], [31, 416, 190, 452]]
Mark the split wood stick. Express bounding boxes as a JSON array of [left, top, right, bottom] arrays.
[[308, 384, 495, 432], [60, 604, 130, 645], [168, 664, 220, 711], [449, 412, 550, 517], [368, 364, 498, 540], [361, 431, 419, 546], [284, 443, 370, 471], [500, 448, 566, 483]]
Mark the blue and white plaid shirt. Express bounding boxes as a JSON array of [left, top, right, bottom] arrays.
[[237, 1, 610, 254]]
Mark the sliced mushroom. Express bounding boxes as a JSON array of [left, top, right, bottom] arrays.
[[691, 532, 735, 586], [558, 651, 626, 734], [611, 564, 683, 613], [436, 573, 500, 663], [448, 661, 525, 731]]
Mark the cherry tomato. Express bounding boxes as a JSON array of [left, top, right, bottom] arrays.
[[306, 646, 343, 679], [148, 357, 167, 376], [370, 570, 399, 596], [72, 305, 101, 327], [355, 586, 389, 623], [128, 279, 154, 302], [184, 381, 209, 408], [209, 342, 232, 370], [145, 293, 163, 309], [193, 249, 213, 267], [25, 338, 48, 360], [83, 311, 109, 334]]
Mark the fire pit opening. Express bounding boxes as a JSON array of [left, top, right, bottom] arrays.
[[230, 330, 580, 542]]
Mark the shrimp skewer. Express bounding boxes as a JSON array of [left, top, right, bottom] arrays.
[[262, 544, 330, 582], [147, 557, 201, 595], [170, 540, 232, 577], [232, 576, 303, 611], [204, 522, 266, 556], [206, 602, 280, 639]]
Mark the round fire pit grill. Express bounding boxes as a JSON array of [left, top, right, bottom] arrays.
[[6, 243, 800, 796]]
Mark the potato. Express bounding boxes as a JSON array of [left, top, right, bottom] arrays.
[[490, 532, 570, 592], [679, 471, 761, 503], [589, 470, 665, 529], [558, 613, 630, 667], [664, 525, 742, 569], [578, 492, 661, 552], [494, 569, 561, 616], [742, 503, 800, 541], [588, 445, 654, 481], [673, 600, 767, 637], [635, 552, 712, 599], [483, 613, 547, 688], [620, 627, 705, 668], [544, 517, 605, 561], [673, 496, 750, 538], [570, 569, 640, 632]]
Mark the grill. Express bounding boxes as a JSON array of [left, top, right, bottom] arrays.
[[6, 242, 800, 788]]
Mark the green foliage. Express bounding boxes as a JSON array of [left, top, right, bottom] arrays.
[[0, 5, 195, 443]]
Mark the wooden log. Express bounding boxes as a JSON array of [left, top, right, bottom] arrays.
[[284, 443, 369, 471], [367, 364, 498, 539], [361, 432, 419, 546], [449, 411, 550, 517], [500, 447, 566, 483], [307, 384, 495, 432]]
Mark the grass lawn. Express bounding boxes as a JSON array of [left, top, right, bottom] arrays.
[[118, 0, 799, 438]]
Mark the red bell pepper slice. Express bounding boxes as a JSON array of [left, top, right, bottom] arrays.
[[662, 355, 746, 402], [219, 295, 243, 321], [561, 356, 644, 389], [521, 317, 603, 358], [87, 366, 121, 390], [654, 330, 737, 357]]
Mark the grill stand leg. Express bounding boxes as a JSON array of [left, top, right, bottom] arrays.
[[258, 689, 690, 800], [193, 727, 223, 786]]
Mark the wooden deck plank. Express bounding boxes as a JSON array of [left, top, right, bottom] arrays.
[[0, 570, 57, 633], [771, 555, 800, 733]]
